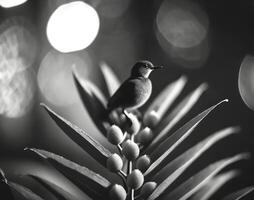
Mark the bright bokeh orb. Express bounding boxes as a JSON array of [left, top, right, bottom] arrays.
[[238, 55, 254, 110], [37, 50, 91, 106], [47, 1, 100, 53], [157, 0, 208, 48], [156, 29, 210, 68], [0, 19, 37, 80], [0, 0, 27, 8], [155, 0, 209, 69], [0, 18, 37, 118], [0, 69, 35, 118]]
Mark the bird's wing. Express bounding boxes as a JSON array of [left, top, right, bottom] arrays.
[[107, 78, 137, 110]]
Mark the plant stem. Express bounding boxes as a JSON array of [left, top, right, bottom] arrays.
[[128, 133, 135, 200], [117, 144, 123, 155], [119, 170, 127, 178], [127, 160, 134, 200], [130, 189, 134, 200], [127, 160, 132, 174], [118, 171, 128, 190]]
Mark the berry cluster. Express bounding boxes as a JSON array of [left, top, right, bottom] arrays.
[[106, 110, 159, 200]]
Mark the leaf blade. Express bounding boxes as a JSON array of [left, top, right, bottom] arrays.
[[41, 104, 111, 167], [28, 174, 80, 200], [148, 100, 229, 161], [73, 72, 108, 136], [159, 154, 249, 200], [8, 182, 45, 200], [145, 83, 208, 153], [100, 62, 121, 97], [222, 186, 254, 200], [27, 148, 111, 200], [146, 126, 238, 183], [144, 76, 187, 121], [189, 170, 239, 200]]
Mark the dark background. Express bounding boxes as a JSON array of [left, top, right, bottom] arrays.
[[0, 0, 254, 199]]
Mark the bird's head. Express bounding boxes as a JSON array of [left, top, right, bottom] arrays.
[[131, 60, 163, 78]]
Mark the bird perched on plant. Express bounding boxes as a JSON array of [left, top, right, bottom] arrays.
[[107, 60, 162, 116]]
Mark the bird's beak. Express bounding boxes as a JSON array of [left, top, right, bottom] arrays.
[[153, 65, 163, 70]]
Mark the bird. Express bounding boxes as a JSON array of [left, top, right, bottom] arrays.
[[107, 60, 162, 117]]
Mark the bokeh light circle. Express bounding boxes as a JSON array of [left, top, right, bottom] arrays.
[[0, 18, 37, 118], [0, 18, 37, 77], [238, 55, 254, 110], [157, 0, 208, 48], [47, 1, 100, 53], [0, 69, 35, 118], [37, 50, 92, 106], [155, 0, 209, 69], [0, 0, 27, 8]]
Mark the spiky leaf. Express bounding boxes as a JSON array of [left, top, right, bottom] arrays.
[[189, 171, 239, 200], [144, 76, 187, 121], [73, 72, 108, 136], [146, 100, 229, 161], [157, 154, 248, 200], [222, 186, 254, 200], [28, 174, 80, 200], [8, 182, 44, 200], [145, 83, 208, 153], [100, 62, 121, 97], [41, 104, 111, 167], [146, 127, 238, 182], [27, 148, 111, 200]]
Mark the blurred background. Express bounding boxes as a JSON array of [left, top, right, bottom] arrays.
[[0, 0, 254, 198]]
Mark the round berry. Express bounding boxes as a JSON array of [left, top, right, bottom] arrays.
[[140, 182, 157, 198], [107, 153, 123, 172], [109, 110, 120, 125], [119, 113, 127, 126], [127, 169, 144, 190], [107, 125, 124, 145], [131, 110, 142, 120], [136, 155, 151, 172], [109, 184, 127, 200], [116, 108, 123, 115], [143, 110, 159, 129], [125, 113, 140, 135], [122, 140, 140, 160], [138, 127, 153, 145]]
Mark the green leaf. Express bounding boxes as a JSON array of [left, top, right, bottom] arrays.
[[27, 148, 111, 200], [147, 100, 229, 160], [222, 186, 254, 200], [8, 182, 44, 200], [28, 174, 80, 200], [155, 154, 249, 200], [41, 104, 111, 167], [189, 171, 239, 200], [73, 71, 109, 136], [146, 126, 238, 182], [145, 83, 208, 153], [144, 76, 187, 122], [100, 62, 121, 97]]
